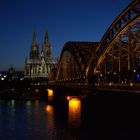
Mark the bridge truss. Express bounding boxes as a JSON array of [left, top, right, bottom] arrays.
[[86, 0, 140, 84], [56, 42, 98, 83], [50, 0, 140, 86]]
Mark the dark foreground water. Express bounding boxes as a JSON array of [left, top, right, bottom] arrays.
[[0, 91, 140, 140]]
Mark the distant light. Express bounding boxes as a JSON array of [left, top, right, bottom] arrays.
[[3, 75, 7, 78], [26, 101, 31, 106], [67, 96, 70, 100], [137, 74, 140, 81], [20, 78, 24, 80], [1, 77, 4, 80], [109, 82, 112, 86], [11, 100, 15, 105], [133, 69, 136, 73], [35, 89, 39, 93], [96, 71, 99, 74], [11, 88, 15, 91], [129, 82, 134, 87]]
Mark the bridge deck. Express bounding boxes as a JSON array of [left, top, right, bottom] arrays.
[[49, 82, 140, 94]]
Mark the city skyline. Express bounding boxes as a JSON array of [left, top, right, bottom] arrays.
[[0, 0, 131, 70]]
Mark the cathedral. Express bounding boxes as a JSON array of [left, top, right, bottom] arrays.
[[24, 29, 57, 79]]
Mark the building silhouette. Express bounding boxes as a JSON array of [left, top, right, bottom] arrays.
[[24, 29, 57, 79]]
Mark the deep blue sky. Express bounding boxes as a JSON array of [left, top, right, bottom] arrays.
[[0, 0, 131, 70]]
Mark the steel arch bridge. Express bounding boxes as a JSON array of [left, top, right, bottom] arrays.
[[55, 42, 98, 83], [86, 0, 140, 84], [50, 0, 140, 87]]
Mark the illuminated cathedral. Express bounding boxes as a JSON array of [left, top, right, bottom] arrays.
[[24, 29, 57, 79]]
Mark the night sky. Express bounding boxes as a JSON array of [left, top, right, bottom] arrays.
[[0, 0, 131, 70]]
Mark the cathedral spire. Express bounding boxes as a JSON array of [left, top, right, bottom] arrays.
[[30, 28, 39, 59], [32, 27, 38, 46], [44, 28, 49, 44], [42, 28, 52, 58]]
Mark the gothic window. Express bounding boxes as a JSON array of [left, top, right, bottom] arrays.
[[35, 67, 37, 74], [43, 66, 45, 73]]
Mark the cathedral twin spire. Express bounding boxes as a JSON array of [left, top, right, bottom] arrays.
[[30, 28, 51, 59], [32, 28, 38, 47], [25, 28, 57, 79], [44, 28, 49, 44], [30, 29, 39, 59]]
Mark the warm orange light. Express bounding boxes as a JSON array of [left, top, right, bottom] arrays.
[[47, 89, 53, 97], [68, 98, 81, 128], [46, 105, 53, 112], [67, 96, 70, 100], [129, 82, 134, 87], [69, 98, 80, 109]]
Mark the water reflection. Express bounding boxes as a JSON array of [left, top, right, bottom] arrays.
[[46, 105, 54, 129], [26, 100, 32, 115], [34, 100, 39, 112], [67, 97, 81, 128], [45, 104, 55, 139], [0, 99, 76, 139], [9, 100, 16, 132], [46, 105, 53, 112], [0, 90, 139, 139]]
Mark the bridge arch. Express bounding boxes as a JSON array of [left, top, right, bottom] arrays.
[[87, 0, 140, 84], [56, 42, 98, 83]]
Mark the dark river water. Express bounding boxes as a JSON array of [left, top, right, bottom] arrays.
[[0, 90, 140, 140]]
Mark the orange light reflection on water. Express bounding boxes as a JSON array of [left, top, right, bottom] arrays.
[[46, 105, 53, 112], [45, 105, 55, 133], [68, 97, 81, 128]]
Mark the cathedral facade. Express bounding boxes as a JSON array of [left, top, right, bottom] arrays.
[[24, 29, 57, 79]]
